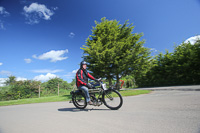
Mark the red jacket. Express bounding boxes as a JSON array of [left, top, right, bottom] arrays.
[[76, 68, 95, 87]]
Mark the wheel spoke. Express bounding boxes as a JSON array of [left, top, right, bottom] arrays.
[[72, 93, 87, 109], [103, 89, 123, 110]]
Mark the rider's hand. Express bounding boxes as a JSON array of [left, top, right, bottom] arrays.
[[86, 83, 93, 89], [95, 78, 101, 82]]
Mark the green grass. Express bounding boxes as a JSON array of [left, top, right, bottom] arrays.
[[0, 89, 151, 106], [119, 89, 151, 96]]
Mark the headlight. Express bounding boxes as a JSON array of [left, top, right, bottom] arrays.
[[102, 84, 107, 90]]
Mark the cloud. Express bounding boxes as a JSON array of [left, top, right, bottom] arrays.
[[0, 21, 5, 30], [33, 73, 58, 81], [32, 69, 63, 73], [184, 35, 200, 45], [0, 77, 27, 87], [0, 78, 7, 87], [0, 70, 12, 76], [69, 32, 75, 38], [0, 62, 3, 66], [33, 49, 68, 62], [22, 3, 57, 25], [0, 6, 10, 16], [0, 6, 10, 30], [72, 69, 78, 74], [24, 58, 32, 63], [150, 48, 158, 53], [64, 69, 78, 79], [16, 77, 27, 81]]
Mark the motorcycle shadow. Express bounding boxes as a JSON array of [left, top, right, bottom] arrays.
[[58, 107, 109, 112]]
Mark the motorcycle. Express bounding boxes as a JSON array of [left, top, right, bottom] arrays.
[[70, 79, 123, 110]]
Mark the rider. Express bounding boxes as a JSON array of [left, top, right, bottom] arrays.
[[76, 61, 99, 105]]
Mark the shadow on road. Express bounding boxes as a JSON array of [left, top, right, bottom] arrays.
[[58, 107, 109, 112]]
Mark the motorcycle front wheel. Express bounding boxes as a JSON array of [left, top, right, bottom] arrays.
[[103, 89, 123, 110]]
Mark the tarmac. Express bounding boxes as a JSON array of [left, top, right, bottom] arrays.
[[134, 85, 200, 91]]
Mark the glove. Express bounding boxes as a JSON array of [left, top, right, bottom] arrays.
[[86, 83, 93, 89], [95, 78, 101, 82]]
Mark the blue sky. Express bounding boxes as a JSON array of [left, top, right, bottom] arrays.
[[0, 0, 200, 85]]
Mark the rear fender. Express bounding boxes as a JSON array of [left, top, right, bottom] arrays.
[[70, 90, 83, 96], [75, 90, 83, 95]]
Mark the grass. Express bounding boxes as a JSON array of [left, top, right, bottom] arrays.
[[119, 89, 151, 96], [0, 89, 151, 106]]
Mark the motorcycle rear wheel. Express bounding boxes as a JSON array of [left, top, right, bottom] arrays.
[[72, 92, 87, 109]]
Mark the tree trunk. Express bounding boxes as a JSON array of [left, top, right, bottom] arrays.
[[58, 83, 59, 96], [133, 77, 136, 88], [38, 85, 41, 98], [108, 77, 112, 88], [116, 74, 120, 90]]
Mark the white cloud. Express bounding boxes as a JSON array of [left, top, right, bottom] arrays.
[[32, 54, 37, 58], [72, 69, 78, 74], [24, 58, 32, 63], [23, 3, 57, 24], [0, 77, 27, 87], [150, 48, 158, 53], [16, 77, 27, 81], [0, 78, 7, 87], [33, 49, 68, 62], [69, 32, 75, 38], [0, 6, 10, 16], [0, 6, 10, 30], [184, 35, 200, 45], [0, 62, 3, 66], [33, 73, 58, 81], [64, 69, 78, 79], [0, 70, 12, 76], [32, 69, 63, 73], [0, 21, 5, 30]]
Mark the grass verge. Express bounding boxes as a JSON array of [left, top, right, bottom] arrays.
[[119, 89, 151, 96], [0, 89, 151, 106]]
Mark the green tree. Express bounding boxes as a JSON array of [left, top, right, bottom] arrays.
[[8, 80, 41, 100], [82, 17, 151, 88], [70, 78, 76, 88], [5, 75, 16, 86], [46, 78, 63, 93], [173, 41, 200, 84], [139, 40, 200, 87]]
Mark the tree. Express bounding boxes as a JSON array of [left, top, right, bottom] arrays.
[[7, 80, 41, 100], [5, 75, 16, 86], [82, 17, 151, 88], [70, 78, 76, 88], [46, 78, 63, 93], [138, 40, 200, 87], [173, 41, 200, 84]]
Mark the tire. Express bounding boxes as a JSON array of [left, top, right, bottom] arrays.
[[103, 89, 123, 110], [72, 92, 87, 109]]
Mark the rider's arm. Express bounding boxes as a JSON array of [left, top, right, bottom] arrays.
[[88, 73, 95, 80]]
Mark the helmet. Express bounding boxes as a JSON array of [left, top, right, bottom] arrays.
[[80, 61, 87, 68]]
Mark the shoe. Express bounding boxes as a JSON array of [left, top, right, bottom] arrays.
[[88, 101, 93, 105]]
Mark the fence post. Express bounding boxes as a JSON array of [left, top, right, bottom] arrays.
[[58, 82, 59, 96], [39, 84, 41, 98]]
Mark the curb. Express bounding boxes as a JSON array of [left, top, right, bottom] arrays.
[[136, 89, 200, 91], [129, 85, 200, 91]]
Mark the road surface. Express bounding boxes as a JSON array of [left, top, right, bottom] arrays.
[[0, 89, 200, 133]]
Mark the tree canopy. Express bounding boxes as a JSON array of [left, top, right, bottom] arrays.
[[138, 40, 200, 87], [81, 17, 151, 88]]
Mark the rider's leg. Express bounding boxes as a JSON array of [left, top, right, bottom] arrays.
[[78, 85, 90, 102]]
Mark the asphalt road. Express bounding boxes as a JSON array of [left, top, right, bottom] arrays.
[[0, 90, 200, 133]]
